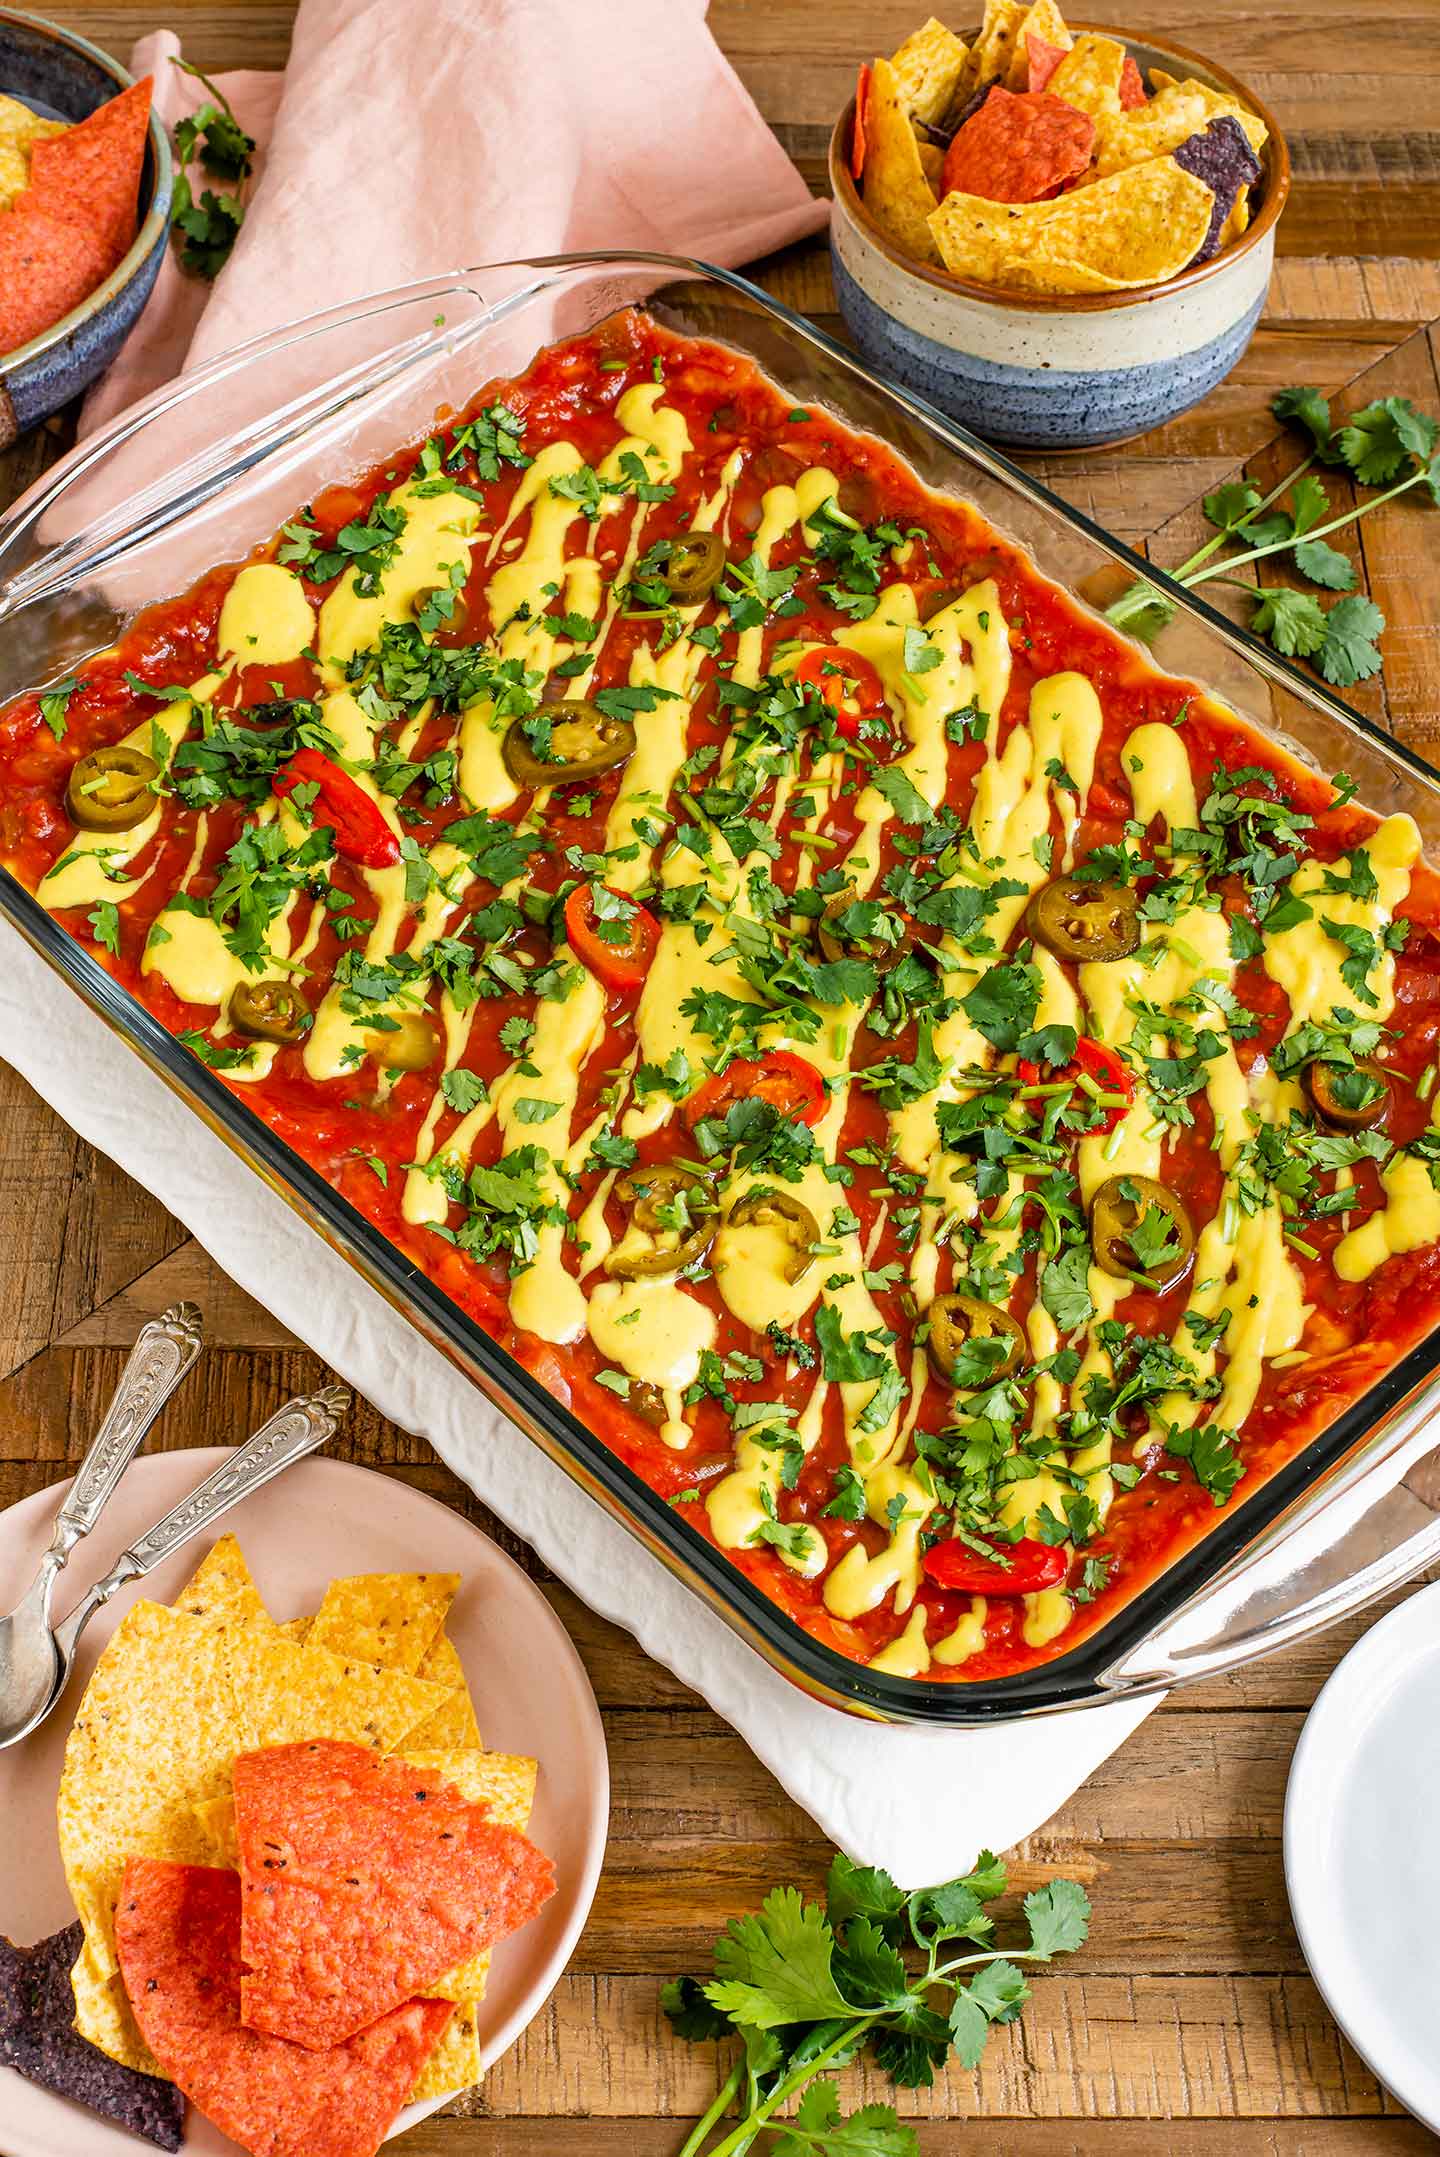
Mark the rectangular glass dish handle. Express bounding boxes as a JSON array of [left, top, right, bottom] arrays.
[[1098, 1374, 1440, 1693]]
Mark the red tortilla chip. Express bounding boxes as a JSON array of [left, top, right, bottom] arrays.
[[940, 85, 1096, 204], [852, 62, 872, 181], [1118, 55, 1146, 109], [25, 76, 151, 265], [1025, 30, 1067, 93], [0, 201, 112, 352], [116, 1860, 452, 2157], [235, 1740, 556, 2052]]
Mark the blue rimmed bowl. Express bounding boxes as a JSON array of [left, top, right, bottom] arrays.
[[0, 7, 172, 446], [829, 24, 1290, 451]]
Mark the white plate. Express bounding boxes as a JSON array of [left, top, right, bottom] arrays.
[[0, 1448, 609, 2157], [1284, 1578, 1440, 2133]]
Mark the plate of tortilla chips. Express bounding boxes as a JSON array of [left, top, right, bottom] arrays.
[[829, 4, 1290, 446], [0, 1449, 608, 2157]]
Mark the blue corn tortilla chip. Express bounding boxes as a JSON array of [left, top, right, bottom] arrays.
[[0, 1920, 184, 2150], [1172, 113, 1262, 264]]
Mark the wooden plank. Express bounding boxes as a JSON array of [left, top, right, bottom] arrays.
[[454, 1971, 1404, 2122], [409, 2129, 1440, 2157]]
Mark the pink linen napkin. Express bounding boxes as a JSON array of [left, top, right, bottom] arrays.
[[83, 0, 829, 434]]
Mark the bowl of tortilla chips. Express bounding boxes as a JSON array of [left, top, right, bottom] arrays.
[[829, 2, 1290, 449], [0, 8, 172, 446]]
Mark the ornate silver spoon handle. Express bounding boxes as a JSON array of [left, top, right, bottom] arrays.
[[42, 1302, 205, 1577], [51, 1383, 350, 1660]]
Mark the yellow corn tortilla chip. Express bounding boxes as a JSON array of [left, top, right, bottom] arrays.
[[58, 1603, 239, 1981], [405, 1628, 482, 1749], [930, 159, 1215, 292], [1046, 32, 1127, 118], [170, 1535, 272, 1630], [917, 140, 943, 191], [306, 1569, 459, 1676], [409, 1999, 482, 2102], [0, 93, 66, 211], [1007, 0, 1072, 88], [1148, 66, 1179, 92], [189, 1790, 239, 1869], [889, 18, 969, 128], [275, 1614, 311, 1642], [1094, 78, 1267, 178], [861, 56, 941, 263], [224, 1624, 449, 1752], [70, 1949, 161, 2076], [1219, 190, 1252, 246], [964, 0, 1027, 95]]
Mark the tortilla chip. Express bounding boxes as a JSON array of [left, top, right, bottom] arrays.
[[1094, 78, 1267, 178], [861, 55, 943, 262], [170, 1534, 272, 1630], [940, 85, 1095, 204], [58, 1603, 239, 1983], [224, 1623, 449, 1753], [1118, 54, 1146, 109], [889, 18, 969, 128], [69, 1949, 162, 2077], [234, 1740, 555, 2053], [918, 140, 944, 190], [965, 0, 1027, 95], [400, 1628, 482, 1749], [1220, 190, 1252, 246], [1172, 114, 1262, 263], [1045, 33, 1128, 119], [1148, 66, 1179, 93], [305, 1570, 458, 1677], [117, 1860, 453, 2157], [276, 1615, 312, 1643], [0, 202, 113, 354], [0, 1921, 184, 2150], [1009, 0, 1071, 88], [25, 76, 151, 263], [929, 158, 1215, 293], [0, 95, 66, 212], [408, 1999, 481, 2102]]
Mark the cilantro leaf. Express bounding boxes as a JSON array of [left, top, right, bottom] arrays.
[[1272, 385, 1342, 462], [872, 763, 932, 826], [1338, 395, 1438, 486], [1292, 537, 1356, 590], [1248, 586, 1327, 658], [1202, 481, 1262, 533], [1039, 1243, 1094, 1335], [1316, 593, 1385, 687], [960, 956, 1040, 1053], [815, 1305, 890, 1384], [1024, 1878, 1093, 1958], [705, 1888, 854, 2028]]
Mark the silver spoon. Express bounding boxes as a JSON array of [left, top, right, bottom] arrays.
[[0, 1378, 351, 1750], [0, 1302, 204, 1751]]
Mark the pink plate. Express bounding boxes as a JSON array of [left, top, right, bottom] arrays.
[[0, 1447, 609, 2157]]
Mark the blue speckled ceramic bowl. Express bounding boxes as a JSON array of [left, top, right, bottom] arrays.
[[830, 24, 1290, 451], [0, 7, 172, 445]]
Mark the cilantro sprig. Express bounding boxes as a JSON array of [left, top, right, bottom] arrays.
[[664, 1849, 1090, 2156], [170, 64, 255, 279], [1107, 388, 1440, 687]]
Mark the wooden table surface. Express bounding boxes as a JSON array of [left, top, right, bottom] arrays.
[[4, 4, 1440, 2151]]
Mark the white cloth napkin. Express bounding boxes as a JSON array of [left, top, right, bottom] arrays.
[[0, 929, 1156, 1884]]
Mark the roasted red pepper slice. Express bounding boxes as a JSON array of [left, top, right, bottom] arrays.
[[1017, 1034, 1133, 1138], [272, 747, 400, 869], [792, 644, 887, 742], [684, 1049, 826, 1131], [851, 64, 872, 181], [923, 1535, 1068, 1596], [564, 880, 660, 993]]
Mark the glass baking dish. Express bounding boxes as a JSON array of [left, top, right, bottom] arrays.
[[3, 252, 1440, 1724]]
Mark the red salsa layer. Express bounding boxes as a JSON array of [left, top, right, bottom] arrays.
[[5, 309, 1440, 1684]]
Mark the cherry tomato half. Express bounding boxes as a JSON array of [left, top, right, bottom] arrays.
[[684, 1049, 827, 1131], [273, 747, 400, 869], [792, 644, 887, 742], [1016, 1035, 1134, 1138], [923, 1535, 1068, 1596], [851, 64, 872, 182], [564, 880, 660, 993]]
